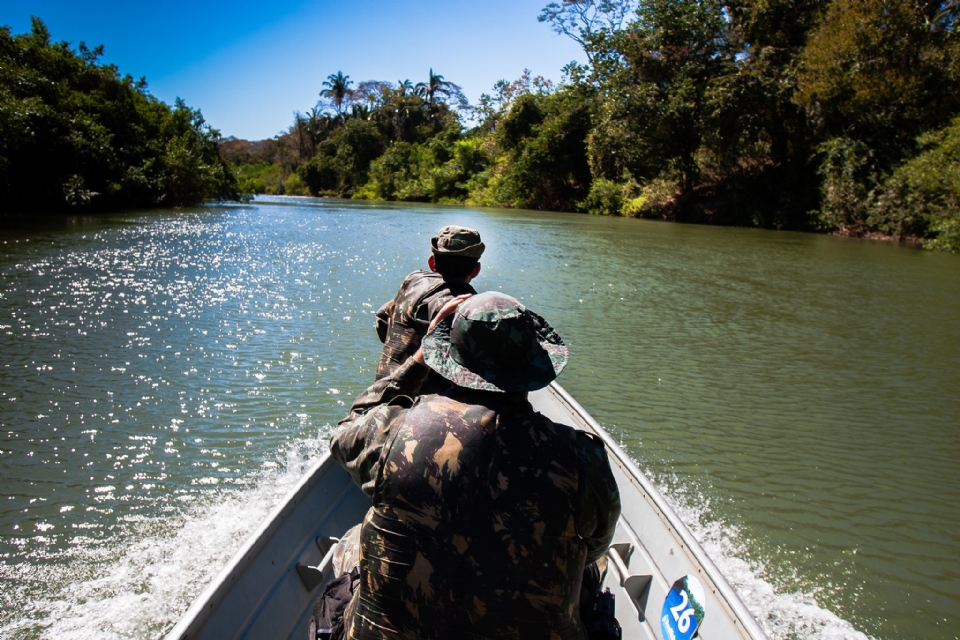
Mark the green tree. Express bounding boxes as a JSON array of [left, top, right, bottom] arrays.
[[321, 71, 353, 117], [795, 0, 960, 231], [0, 18, 238, 215], [415, 69, 458, 108], [797, 0, 960, 155], [617, 0, 732, 194], [479, 88, 593, 210], [358, 127, 489, 203], [161, 99, 237, 205], [868, 116, 960, 251], [544, 0, 825, 226], [380, 90, 430, 143], [298, 118, 385, 196]]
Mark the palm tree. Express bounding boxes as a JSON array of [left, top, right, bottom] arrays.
[[397, 79, 413, 98], [414, 69, 455, 108], [351, 104, 371, 120], [321, 71, 353, 116], [305, 107, 331, 154]]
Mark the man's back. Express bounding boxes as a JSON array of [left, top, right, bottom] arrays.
[[343, 388, 614, 640], [333, 292, 620, 640], [375, 269, 475, 383], [375, 225, 484, 389]]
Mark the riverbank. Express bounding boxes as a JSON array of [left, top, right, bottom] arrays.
[[0, 191, 937, 256], [831, 225, 924, 246], [220, 0, 960, 256]]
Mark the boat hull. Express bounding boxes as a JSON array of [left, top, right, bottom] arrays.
[[166, 455, 370, 640], [167, 383, 767, 640]]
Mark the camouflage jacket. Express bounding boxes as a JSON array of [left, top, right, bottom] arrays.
[[375, 270, 476, 393], [331, 359, 621, 640]]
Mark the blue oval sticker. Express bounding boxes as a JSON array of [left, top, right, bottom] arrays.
[[660, 575, 706, 640]]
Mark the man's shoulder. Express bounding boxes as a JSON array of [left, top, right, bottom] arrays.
[[397, 269, 444, 297], [575, 429, 609, 458], [534, 414, 610, 459], [389, 270, 441, 312], [408, 272, 475, 320], [397, 269, 436, 289], [407, 268, 436, 280]]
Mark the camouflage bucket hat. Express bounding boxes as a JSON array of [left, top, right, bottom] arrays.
[[421, 291, 568, 393], [430, 225, 485, 258]]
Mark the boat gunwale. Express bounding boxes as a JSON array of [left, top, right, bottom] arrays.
[[545, 382, 769, 640], [164, 454, 336, 640]]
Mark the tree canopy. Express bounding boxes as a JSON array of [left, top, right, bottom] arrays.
[[9, 4, 960, 250], [321, 71, 353, 116], [0, 18, 239, 216], [227, 0, 960, 253]]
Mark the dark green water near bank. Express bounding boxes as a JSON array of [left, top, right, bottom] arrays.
[[1, 197, 957, 639]]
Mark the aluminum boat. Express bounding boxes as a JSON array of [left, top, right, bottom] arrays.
[[166, 382, 768, 640]]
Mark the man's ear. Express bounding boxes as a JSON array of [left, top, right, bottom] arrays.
[[428, 255, 437, 272], [470, 263, 481, 279]]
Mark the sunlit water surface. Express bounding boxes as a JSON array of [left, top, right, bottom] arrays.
[[1, 197, 957, 639]]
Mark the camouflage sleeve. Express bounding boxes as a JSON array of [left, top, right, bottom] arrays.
[[330, 358, 430, 496], [414, 282, 451, 334], [421, 290, 446, 324], [374, 299, 394, 344], [410, 299, 432, 335], [576, 431, 622, 564]]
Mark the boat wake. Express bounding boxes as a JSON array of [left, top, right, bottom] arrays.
[[3, 433, 872, 640], [652, 473, 876, 640], [0, 434, 331, 640]]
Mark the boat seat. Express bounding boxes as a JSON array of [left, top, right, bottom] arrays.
[[607, 542, 653, 617], [295, 536, 338, 592]]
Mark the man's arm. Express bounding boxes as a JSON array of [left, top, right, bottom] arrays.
[[374, 299, 394, 344], [576, 432, 622, 564], [334, 295, 469, 495], [330, 357, 429, 496]]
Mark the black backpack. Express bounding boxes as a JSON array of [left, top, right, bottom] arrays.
[[311, 567, 360, 640]]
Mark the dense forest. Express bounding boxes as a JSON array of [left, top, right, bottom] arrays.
[[3, 4, 959, 252], [0, 18, 240, 215], [227, 0, 960, 252]]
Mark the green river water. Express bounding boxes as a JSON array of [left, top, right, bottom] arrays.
[[0, 197, 958, 639]]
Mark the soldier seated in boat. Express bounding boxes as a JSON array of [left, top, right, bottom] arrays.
[[332, 291, 621, 640], [374, 224, 484, 395]]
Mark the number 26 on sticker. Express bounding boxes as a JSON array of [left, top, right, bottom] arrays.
[[660, 575, 705, 640], [670, 589, 696, 633]]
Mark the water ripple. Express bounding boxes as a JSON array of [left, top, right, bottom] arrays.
[[1, 200, 958, 639]]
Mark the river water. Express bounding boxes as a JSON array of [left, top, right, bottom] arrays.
[[0, 197, 957, 639]]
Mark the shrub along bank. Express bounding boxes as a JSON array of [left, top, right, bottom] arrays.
[[0, 19, 239, 216], [228, 1, 960, 252]]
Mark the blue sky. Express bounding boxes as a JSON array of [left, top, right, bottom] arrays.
[[2, 1, 585, 140]]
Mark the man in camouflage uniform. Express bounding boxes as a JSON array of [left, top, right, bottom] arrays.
[[332, 292, 621, 640], [374, 225, 484, 394]]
